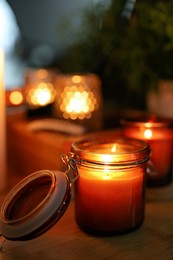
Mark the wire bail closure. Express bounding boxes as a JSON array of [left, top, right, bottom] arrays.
[[60, 152, 81, 183], [0, 159, 80, 252], [0, 234, 7, 252], [146, 159, 158, 177]]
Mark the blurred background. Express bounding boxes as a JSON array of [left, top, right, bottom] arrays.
[[1, 0, 96, 87], [1, 0, 173, 200], [2, 0, 173, 117]]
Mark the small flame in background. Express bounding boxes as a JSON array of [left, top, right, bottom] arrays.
[[25, 69, 56, 108], [58, 75, 98, 120], [144, 129, 153, 139], [26, 82, 56, 107]]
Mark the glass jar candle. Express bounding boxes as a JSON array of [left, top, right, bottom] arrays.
[[121, 116, 173, 186], [70, 135, 150, 235]]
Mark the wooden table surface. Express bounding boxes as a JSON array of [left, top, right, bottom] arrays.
[[0, 172, 173, 260]]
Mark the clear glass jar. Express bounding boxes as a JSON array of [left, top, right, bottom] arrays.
[[121, 116, 173, 186], [71, 135, 150, 235]]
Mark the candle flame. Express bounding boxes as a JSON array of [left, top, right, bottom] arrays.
[[144, 129, 152, 139], [27, 82, 55, 107], [60, 86, 97, 120], [111, 144, 116, 153]]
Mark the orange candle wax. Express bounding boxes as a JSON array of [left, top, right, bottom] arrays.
[[75, 165, 144, 234], [71, 136, 150, 234], [121, 118, 173, 186]]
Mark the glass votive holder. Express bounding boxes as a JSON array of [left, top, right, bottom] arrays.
[[121, 115, 173, 187], [53, 73, 103, 130], [24, 68, 57, 117], [69, 135, 150, 235]]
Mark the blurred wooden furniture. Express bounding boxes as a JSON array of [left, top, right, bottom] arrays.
[[7, 110, 85, 176]]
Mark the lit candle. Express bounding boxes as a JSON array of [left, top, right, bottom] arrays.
[[25, 69, 56, 108], [121, 117, 173, 186], [53, 73, 103, 130], [0, 48, 6, 191], [71, 136, 150, 234], [24, 68, 56, 117]]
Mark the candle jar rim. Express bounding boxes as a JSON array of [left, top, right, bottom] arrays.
[[71, 135, 150, 165], [120, 116, 173, 128]]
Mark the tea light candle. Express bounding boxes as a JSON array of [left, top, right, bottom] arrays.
[[121, 117, 173, 186], [24, 68, 56, 117], [25, 69, 56, 107], [53, 73, 103, 130], [0, 48, 6, 191], [71, 136, 150, 234]]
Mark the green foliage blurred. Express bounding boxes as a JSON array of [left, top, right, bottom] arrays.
[[55, 0, 173, 110]]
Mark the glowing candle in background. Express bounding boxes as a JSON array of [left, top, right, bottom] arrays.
[[53, 73, 103, 131], [25, 69, 56, 108], [71, 136, 150, 234], [24, 68, 57, 117], [0, 48, 6, 191], [121, 116, 173, 187]]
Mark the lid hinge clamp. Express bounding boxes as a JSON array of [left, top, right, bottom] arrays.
[[60, 152, 82, 183], [0, 234, 7, 252]]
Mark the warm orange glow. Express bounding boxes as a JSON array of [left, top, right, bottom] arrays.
[[37, 69, 48, 79], [59, 85, 97, 120], [145, 122, 152, 128], [101, 154, 113, 163], [103, 168, 111, 180], [111, 144, 116, 153], [144, 129, 153, 139], [26, 83, 56, 107], [9, 90, 23, 105], [100, 144, 117, 165], [72, 75, 81, 83]]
